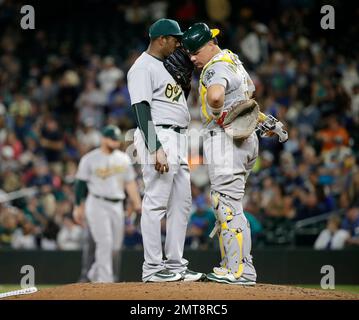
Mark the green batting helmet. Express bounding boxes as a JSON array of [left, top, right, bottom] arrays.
[[182, 23, 220, 54], [149, 18, 183, 39], [101, 125, 123, 141]]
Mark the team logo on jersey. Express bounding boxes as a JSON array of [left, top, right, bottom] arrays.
[[204, 69, 215, 84], [165, 83, 183, 102], [95, 166, 125, 179]]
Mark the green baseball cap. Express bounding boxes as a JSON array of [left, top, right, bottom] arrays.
[[182, 23, 220, 54], [149, 18, 183, 39], [102, 125, 123, 141]]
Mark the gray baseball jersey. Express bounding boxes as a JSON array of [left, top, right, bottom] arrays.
[[199, 49, 258, 282], [127, 52, 190, 127], [76, 147, 136, 282], [76, 148, 135, 199], [199, 49, 255, 129], [127, 51, 192, 281]]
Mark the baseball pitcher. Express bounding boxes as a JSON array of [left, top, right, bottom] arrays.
[[127, 18, 205, 282]]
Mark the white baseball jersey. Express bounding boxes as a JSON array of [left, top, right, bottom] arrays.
[[127, 52, 190, 127], [76, 148, 135, 199], [199, 49, 255, 128]]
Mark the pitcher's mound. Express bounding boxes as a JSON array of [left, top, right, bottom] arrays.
[[7, 282, 358, 300]]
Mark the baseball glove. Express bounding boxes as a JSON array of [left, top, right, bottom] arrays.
[[216, 99, 260, 139], [163, 47, 194, 89]]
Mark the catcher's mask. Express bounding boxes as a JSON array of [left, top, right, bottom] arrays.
[[182, 23, 220, 54]]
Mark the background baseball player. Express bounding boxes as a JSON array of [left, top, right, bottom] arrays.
[[127, 18, 205, 282], [73, 125, 142, 283], [182, 23, 287, 285]]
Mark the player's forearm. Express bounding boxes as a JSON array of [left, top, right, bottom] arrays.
[[207, 85, 225, 109], [132, 101, 162, 153], [74, 179, 88, 205], [125, 180, 142, 211], [207, 85, 225, 118]]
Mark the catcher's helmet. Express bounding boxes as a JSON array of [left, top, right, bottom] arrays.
[[101, 125, 123, 141], [149, 18, 183, 39], [182, 23, 220, 54]]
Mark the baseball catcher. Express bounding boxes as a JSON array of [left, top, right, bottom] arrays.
[[181, 22, 289, 285]]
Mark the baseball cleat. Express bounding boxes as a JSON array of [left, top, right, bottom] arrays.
[[180, 269, 206, 282], [145, 269, 182, 283], [206, 272, 256, 286]]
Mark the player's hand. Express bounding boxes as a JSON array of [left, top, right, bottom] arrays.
[[73, 205, 85, 227], [154, 147, 169, 174]]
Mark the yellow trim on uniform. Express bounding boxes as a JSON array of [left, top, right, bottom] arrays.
[[211, 29, 220, 38], [234, 231, 244, 278], [221, 221, 229, 230], [199, 51, 237, 123]]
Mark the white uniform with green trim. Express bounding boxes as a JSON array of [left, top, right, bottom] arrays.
[[76, 148, 136, 282], [199, 50, 258, 281], [127, 52, 192, 281]]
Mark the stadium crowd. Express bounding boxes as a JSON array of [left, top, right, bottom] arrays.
[[0, 0, 358, 250]]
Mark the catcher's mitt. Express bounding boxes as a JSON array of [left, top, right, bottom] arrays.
[[216, 99, 259, 140], [163, 47, 194, 89]]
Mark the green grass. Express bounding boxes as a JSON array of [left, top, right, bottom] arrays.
[[0, 284, 55, 294], [297, 284, 359, 295]]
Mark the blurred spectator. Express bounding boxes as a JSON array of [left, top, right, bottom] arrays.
[[9, 93, 31, 118], [39, 118, 64, 163], [57, 213, 83, 250], [240, 22, 268, 66], [0, 102, 6, 144], [97, 56, 124, 95], [148, 1, 168, 21], [314, 215, 349, 250], [123, 216, 142, 249], [341, 207, 359, 247], [11, 220, 37, 249], [75, 80, 106, 129], [31, 75, 58, 106], [187, 195, 216, 249], [316, 115, 349, 153], [0, 207, 18, 248], [40, 219, 59, 250], [206, 0, 230, 23], [107, 78, 133, 126], [244, 211, 263, 243], [75, 119, 101, 155], [56, 70, 80, 128], [175, 0, 198, 22]]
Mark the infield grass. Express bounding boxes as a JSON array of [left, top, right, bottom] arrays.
[[297, 284, 359, 295]]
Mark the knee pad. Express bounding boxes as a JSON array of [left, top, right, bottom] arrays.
[[211, 191, 245, 278]]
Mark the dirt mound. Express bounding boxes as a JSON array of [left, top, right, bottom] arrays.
[[6, 282, 358, 300]]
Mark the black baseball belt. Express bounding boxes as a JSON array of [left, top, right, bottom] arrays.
[[156, 124, 188, 134], [92, 194, 123, 203]]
